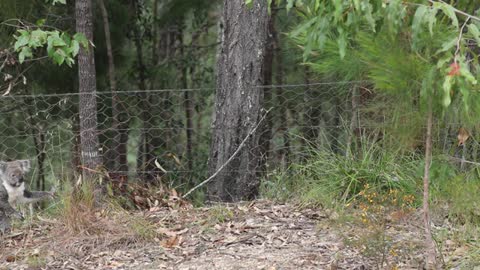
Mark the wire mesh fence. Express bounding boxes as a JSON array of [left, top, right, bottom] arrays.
[[0, 81, 477, 191]]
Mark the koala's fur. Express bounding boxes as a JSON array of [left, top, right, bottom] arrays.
[[0, 160, 53, 233]]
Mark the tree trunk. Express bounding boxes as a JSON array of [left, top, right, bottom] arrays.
[[275, 35, 290, 167], [75, 0, 102, 178], [178, 27, 194, 174], [132, 0, 155, 181], [258, 6, 276, 176], [423, 94, 437, 269], [302, 67, 321, 146], [98, 0, 128, 173], [207, 0, 269, 202], [32, 126, 46, 191], [347, 85, 360, 157]]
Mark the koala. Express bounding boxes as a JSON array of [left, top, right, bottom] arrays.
[[0, 160, 53, 233]]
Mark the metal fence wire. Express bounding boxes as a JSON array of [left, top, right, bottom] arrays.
[[0, 82, 476, 190]]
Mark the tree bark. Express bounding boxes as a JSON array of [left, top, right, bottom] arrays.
[[275, 32, 290, 167], [423, 94, 437, 269], [207, 0, 269, 202], [177, 26, 194, 174], [258, 6, 276, 176], [98, 0, 128, 173], [302, 67, 321, 146], [75, 0, 102, 178], [132, 0, 155, 181]]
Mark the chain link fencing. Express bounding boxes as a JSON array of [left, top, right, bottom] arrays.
[[0, 82, 476, 191]]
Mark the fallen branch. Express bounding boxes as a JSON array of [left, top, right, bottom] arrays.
[[183, 108, 272, 198]]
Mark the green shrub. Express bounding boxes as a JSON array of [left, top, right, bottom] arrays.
[[261, 141, 421, 208]]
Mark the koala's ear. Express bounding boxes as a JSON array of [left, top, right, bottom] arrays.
[[0, 162, 6, 174], [17, 160, 31, 173]]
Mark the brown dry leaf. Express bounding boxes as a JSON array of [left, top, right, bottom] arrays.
[[457, 127, 470, 146], [5, 255, 16, 262], [161, 235, 181, 248]]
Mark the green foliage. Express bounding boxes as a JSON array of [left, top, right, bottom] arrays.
[[285, 0, 480, 118], [50, 0, 66, 5], [14, 29, 88, 66], [431, 162, 480, 225], [261, 141, 420, 208]]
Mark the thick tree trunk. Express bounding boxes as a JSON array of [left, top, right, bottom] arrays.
[[99, 0, 128, 173], [75, 0, 102, 177], [207, 0, 269, 202]]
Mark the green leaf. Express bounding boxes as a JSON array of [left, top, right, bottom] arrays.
[[468, 24, 480, 46], [412, 5, 427, 49], [412, 6, 427, 36], [434, 2, 458, 29], [52, 48, 66, 65], [70, 40, 80, 57], [459, 66, 477, 85], [427, 8, 438, 36], [29, 29, 48, 48], [14, 34, 30, 51], [437, 36, 457, 54], [290, 17, 316, 38], [361, 1, 376, 32], [36, 19, 46, 26], [442, 75, 452, 107], [314, 0, 320, 12], [436, 55, 452, 69], [49, 35, 67, 47], [245, 0, 253, 8], [286, 0, 295, 12], [51, 0, 66, 5], [73, 33, 89, 49], [18, 46, 32, 63], [65, 57, 74, 67], [337, 29, 347, 59]]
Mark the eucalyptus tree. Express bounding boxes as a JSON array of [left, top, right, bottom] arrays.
[[75, 0, 102, 178], [207, 0, 269, 202]]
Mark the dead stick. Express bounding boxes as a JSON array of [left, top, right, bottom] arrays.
[[183, 108, 272, 198]]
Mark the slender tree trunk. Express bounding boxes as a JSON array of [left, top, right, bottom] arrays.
[[258, 6, 276, 176], [207, 0, 269, 202], [302, 67, 321, 146], [132, 1, 155, 181], [423, 95, 437, 269], [72, 116, 82, 179], [32, 126, 46, 191], [347, 85, 359, 157], [75, 0, 102, 178], [99, 0, 128, 173], [275, 36, 290, 167], [178, 27, 194, 173]]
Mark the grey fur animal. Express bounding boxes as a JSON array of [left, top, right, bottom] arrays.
[[0, 160, 53, 233]]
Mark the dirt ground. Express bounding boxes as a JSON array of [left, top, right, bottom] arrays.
[[0, 200, 472, 269]]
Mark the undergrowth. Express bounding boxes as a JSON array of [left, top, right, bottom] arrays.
[[261, 142, 421, 208]]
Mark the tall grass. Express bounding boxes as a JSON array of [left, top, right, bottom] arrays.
[[261, 140, 421, 208]]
